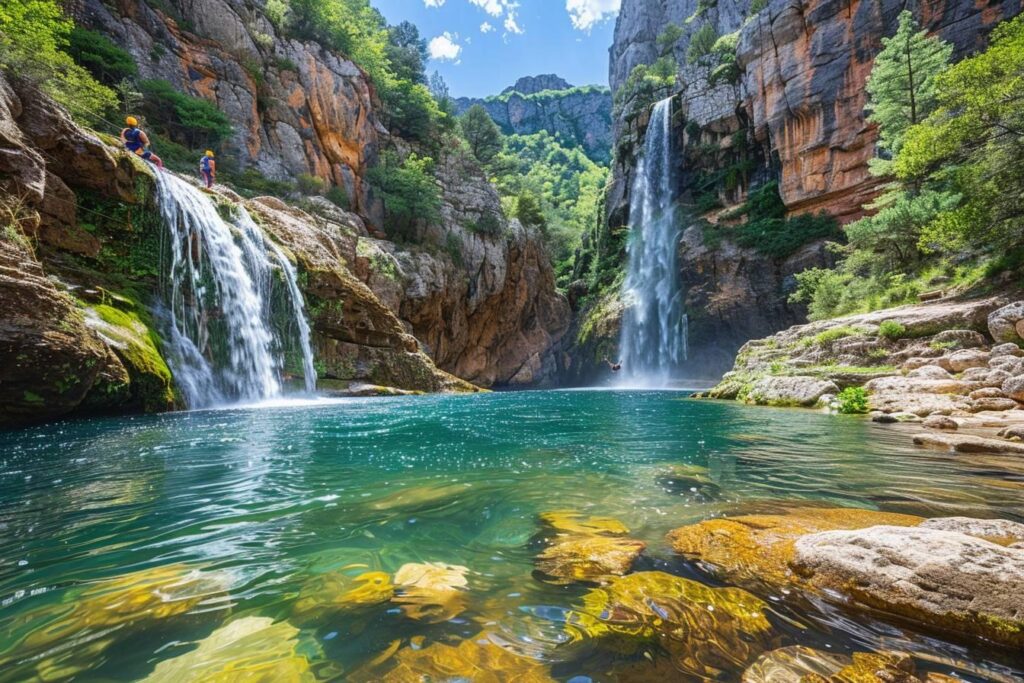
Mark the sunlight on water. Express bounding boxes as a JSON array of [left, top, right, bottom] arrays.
[[0, 391, 1022, 681]]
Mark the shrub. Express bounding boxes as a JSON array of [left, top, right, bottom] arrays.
[[836, 387, 870, 414], [878, 320, 907, 340], [686, 23, 719, 65], [366, 151, 440, 241], [470, 211, 503, 236], [138, 79, 233, 148], [613, 57, 676, 117], [297, 173, 326, 195], [460, 104, 503, 165], [326, 185, 350, 209], [728, 182, 840, 259], [67, 27, 137, 85]]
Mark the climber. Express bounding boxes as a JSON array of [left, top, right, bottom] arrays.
[[603, 357, 622, 373], [199, 150, 216, 188], [120, 116, 164, 168]]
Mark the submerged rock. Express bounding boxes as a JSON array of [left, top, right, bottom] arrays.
[[392, 562, 470, 623], [793, 525, 1024, 649], [741, 646, 852, 682], [292, 570, 394, 623], [349, 633, 555, 682], [565, 571, 772, 678], [142, 616, 316, 682], [912, 432, 1024, 455], [537, 510, 630, 538], [535, 535, 646, 585], [667, 508, 921, 587], [922, 415, 958, 430]]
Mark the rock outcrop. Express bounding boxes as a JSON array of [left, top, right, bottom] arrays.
[[455, 77, 613, 164]]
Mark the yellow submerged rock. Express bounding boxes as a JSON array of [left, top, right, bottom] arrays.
[[667, 507, 922, 587], [535, 535, 646, 585], [741, 646, 850, 682], [743, 648, 954, 683], [349, 633, 555, 682], [292, 570, 394, 623], [566, 571, 773, 678], [392, 562, 470, 623], [538, 510, 630, 538], [2, 564, 229, 681], [142, 616, 317, 682]]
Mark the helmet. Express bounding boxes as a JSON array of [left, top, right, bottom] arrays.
[[205, 150, 215, 157], [125, 116, 138, 126]]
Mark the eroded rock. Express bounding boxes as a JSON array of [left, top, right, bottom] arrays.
[[988, 302, 1024, 344], [912, 432, 1024, 455], [748, 376, 839, 407]]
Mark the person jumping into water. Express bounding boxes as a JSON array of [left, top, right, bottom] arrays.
[[199, 150, 216, 188], [120, 116, 163, 168], [603, 357, 622, 373]]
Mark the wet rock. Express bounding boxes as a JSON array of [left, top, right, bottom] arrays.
[[872, 413, 899, 424], [748, 376, 840, 407], [655, 466, 721, 499], [292, 570, 394, 623], [922, 415, 958, 431], [988, 302, 1024, 344], [920, 517, 1024, 545], [792, 525, 1024, 648], [667, 508, 921, 587], [741, 646, 848, 682], [931, 329, 988, 349], [938, 349, 990, 373], [349, 632, 555, 682], [535, 535, 646, 585], [141, 616, 315, 682], [392, 562, 470, 623], [907, 366, 952, 380], [537, 511, 629, 538], [992, 342, 1024, 358], [566, 571, 772, 678], [912, 432, 1024, 454]]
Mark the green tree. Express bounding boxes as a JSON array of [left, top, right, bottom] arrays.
[[386, 21, 427, 85], [367, 151, 441, 240], [515, 193, 546, 231], [137, 80, 233, 148], [66, 27, 137, 85], [459, 105, 503, 166], [865, 10, 952, 163], [0, 0, 115, 123], [686, 23, 719, 65]]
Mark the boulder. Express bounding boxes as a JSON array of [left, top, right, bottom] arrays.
[[913, 432, 1024, 454], [990, 356, 1024, 375], [907, 365, 951, 380], [748, 376, 841, 407], [938, 349, 989, 373], [991, 342, 1024, 358], [962, 367, 1012, 388], [998, 425, 1024, 440], [969, 397, 1020, 413], [988, 301, 1024, 344], [792, 525, 1024, 648], [902, 357, 939, 371], [931, 329, 988, 349], [922, 415, 958, 430], [864, 376, 971, 395], [1003, 376, 1024, 402], [392, 561, 470, 623], [969, 387, 1006, 400], [920, 517, 1024, 545], [535, 536, 646, 585], [667, 508, 921, 587], [743, 648, 946, 683]]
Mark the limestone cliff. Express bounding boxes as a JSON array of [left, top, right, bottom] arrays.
[[455, 77, 613, 164]]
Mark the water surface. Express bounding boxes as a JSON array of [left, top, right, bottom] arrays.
[[1, 391, 1022, 680]]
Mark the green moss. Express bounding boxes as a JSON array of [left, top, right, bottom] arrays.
[[878, 320, 908, 340], [90, 304, 176, 411]]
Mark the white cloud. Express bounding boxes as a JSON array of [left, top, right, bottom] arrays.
[[566, 0, 620, 31], [504, 11, 523, 35], [424, 0, 445, 7], [467, 0, 524, 36], [480, 21, 494, 33], [469, 0, 503, 16], [428, 32, 462, 61]]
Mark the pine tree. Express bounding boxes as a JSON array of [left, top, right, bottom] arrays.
[[866, 10, 953, 160], [459, 105, 503, 166]]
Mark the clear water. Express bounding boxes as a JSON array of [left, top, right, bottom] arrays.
[[156, 174, 314, 406], [1, 392, 1022, 681], [620, 99, 689, 385]]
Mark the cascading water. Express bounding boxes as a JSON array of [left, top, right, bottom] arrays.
[[154, 172, 316, 406], [619, 98, 688, 386]]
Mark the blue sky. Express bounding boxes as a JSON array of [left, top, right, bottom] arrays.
[[372, 0, 621, 98]]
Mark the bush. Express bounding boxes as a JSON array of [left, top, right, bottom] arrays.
[[878, 320, 907, 340], [728, 182, 840, 258], [366, 151, 440, 241], [67, 27, 137, 85], [836, 387, 869, 414], [138, 79, 233, 148], [686, 23, 719, 65], [297, 173, 326, 195], [326, 185, 350, 209], [470, 211, 503, 236], [613, 57, 676, 117]]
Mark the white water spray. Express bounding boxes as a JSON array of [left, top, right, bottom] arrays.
[[155, 172, 316, 406], [619, 98, 689, 386]]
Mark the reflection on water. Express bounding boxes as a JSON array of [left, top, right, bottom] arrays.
[[0, 391, 1022, 681]]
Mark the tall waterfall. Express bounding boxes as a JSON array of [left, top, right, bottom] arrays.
[[155, 172, 316, 407], [619, 98, 688, 385]]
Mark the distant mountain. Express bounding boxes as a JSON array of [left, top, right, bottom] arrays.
[[456, 76, 612, 164]]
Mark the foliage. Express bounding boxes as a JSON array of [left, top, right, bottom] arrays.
[[326, 185, 350, 209], [296, 173, 326, 195], [67, 27, 137, 85], [836, 387, 869, 414], [0, 0, 116, 123], [515, 193, 546, 231], [866, 10, 953, 162], [613, 57, 676, 118], [686, 23, 719, 65], [709, 31, 740, 85], [878, 320, 907, 340], [657, 24, 684, 55], [470, 211, 503, 236], [366, 151, 441, 241], [459, 105, 503, 166], [138, 79, 233, 148]]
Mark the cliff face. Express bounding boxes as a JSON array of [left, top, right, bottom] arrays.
[[580, 0, 1023, 383], [455, 78, 613, 164]]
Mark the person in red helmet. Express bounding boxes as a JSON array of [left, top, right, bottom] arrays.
[[120, 116, 164, 169]]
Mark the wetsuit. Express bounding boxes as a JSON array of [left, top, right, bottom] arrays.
[[123, 127, 153, 160], [199, 155, 214, 188]]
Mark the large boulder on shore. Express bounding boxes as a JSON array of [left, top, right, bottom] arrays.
[[988, 301, 1024, 344], [792, 525, 1024, 649], [748, 376, 839, 407]]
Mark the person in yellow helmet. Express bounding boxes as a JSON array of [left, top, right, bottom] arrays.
[[199, 150, 216, 188], [120, 116, 164, 169]]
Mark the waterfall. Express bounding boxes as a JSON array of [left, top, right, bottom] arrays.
[[619, 98, 689, 386], [154, 172, 316, 406]]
